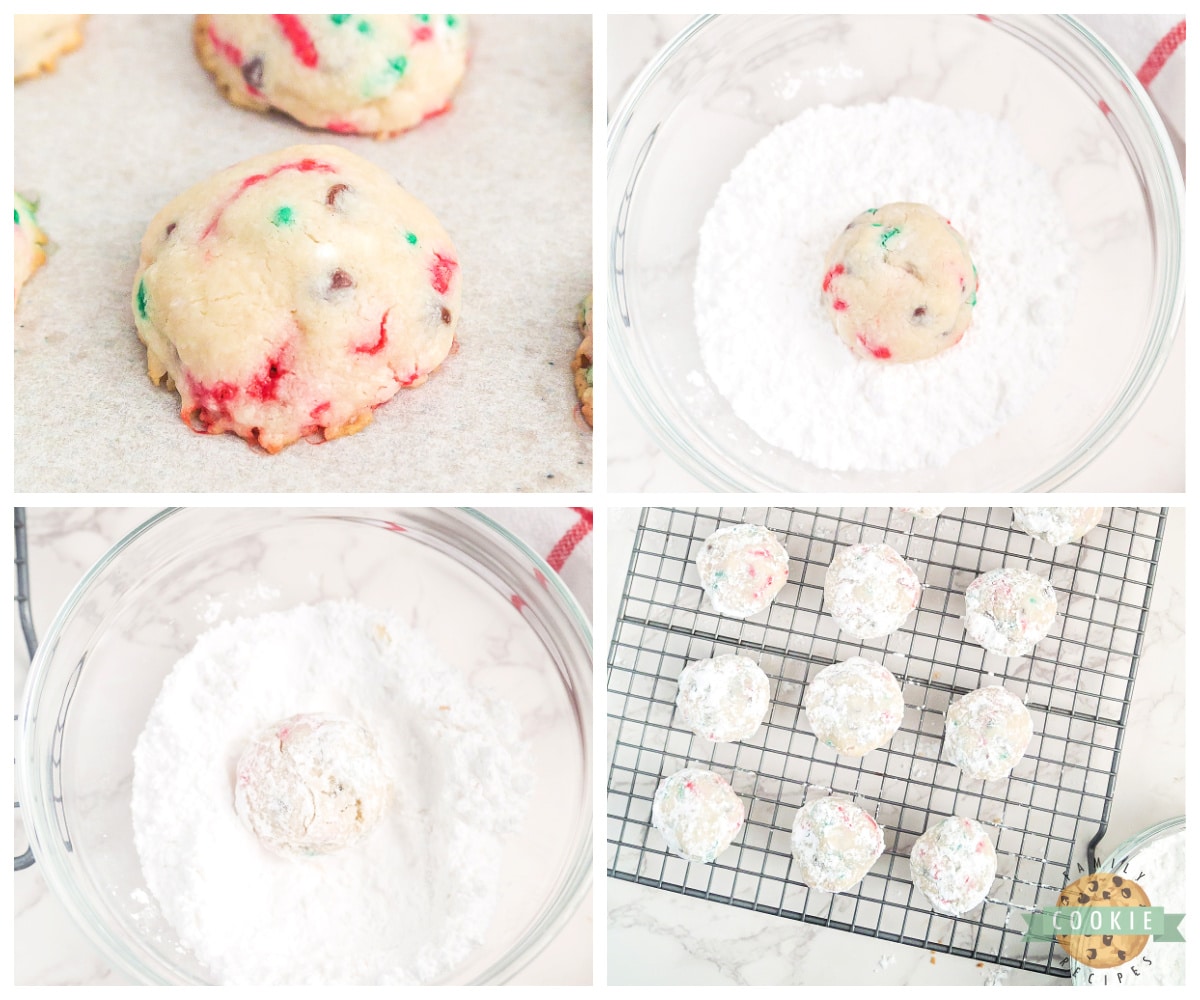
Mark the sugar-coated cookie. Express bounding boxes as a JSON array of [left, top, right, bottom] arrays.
[[805, 657, 905, 757], [791, 797, 885, 892], [676, 653, 770, 743], [1012, 507, 1105, 546], [963, 568, 1057, 657], [910, 815, 997, 915], [15, 15, 86, 82], [943, 685, 1033, 781], [195, 14, 468, 137], [132, 144, 460, 453], [652, 767, 745, 864], [695, 523, 790, 618], [823, 543, 921, 640], [14, 194, 48, 306]]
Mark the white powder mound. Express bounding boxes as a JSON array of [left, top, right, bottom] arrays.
[[695, 97, 1077, 472], [131, 600, 532, 986]]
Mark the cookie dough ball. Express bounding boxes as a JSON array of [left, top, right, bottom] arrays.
[[896, 506, 945, 519], [695, 523, 790, 618], [195, 15, 468, 138], [676, 654, 771, 743], [652, 768, 745, 864], [1012, 507, 1105, 546], [14, 194, 48, 306], [805, 657, 905, 756], [943, 685, 1033, 781], [235, 713, 391, 856], [132, 144, 460, 453], [821, 202, 977, 364], [15, 15, 86, 81], [910, 816, 997, 915], [573, 292, 593, 427], [791, 797, 885, 892], [964, 568, 1058, 657], [823, 543, 921, 640]]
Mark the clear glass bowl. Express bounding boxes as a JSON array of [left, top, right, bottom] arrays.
[[608, 14, 1184, 490], [17, 508, 592, 985], [1071, 816, 1186, 986]]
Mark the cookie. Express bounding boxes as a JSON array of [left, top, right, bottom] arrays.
[[573, 291, 593, 427], [132, 144, 460, 453], [963, 568, 1058, 657], [676, 653, 770, 743], [15, 15, 86, 82], [651, 768, 745, 864], [823, 543, 921, 640], [14, 194, 48, 306], [1012, 507, 1105, 546], [194, 15, 468, 137], [791, 797, 885, 892], [805, 657, 905, 757], [943, 684, 1033, 781], [910, 815, 997, 915], [695, 523, 790, 618], [235, 714, 390, 857], [1056, 872, 1152, 969], [822, 202, 977, 363]]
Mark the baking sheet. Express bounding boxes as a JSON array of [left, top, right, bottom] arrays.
[[14, 14, 592, 493]]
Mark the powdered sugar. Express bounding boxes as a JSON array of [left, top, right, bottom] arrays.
[[131, 600, 532, 985], [695, 97, 1076, 472]]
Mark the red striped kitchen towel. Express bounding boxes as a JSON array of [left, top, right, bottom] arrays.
[[1082, 15, 1185, 140], [485, 507, 593, 615]]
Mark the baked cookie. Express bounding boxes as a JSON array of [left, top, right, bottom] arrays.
[[695, 523, 790, 618], [15, 15, 86, 82], [14, 194, 48, 306], [1057, 872, 1152, 969], [195, 15, 468, 137], [235, 714, 391, 857], [1012, 507, 1105, 546], [822, 202, 977, 363], [823, 543, 921, 640], [652, 767, 745, 864], [791, 797, 885, 892], [132, 144, 461, 453], [964, 568, 1058, 657], [676, 653, 770, 743], [943, 685, 1033, 781], [910, 815, 997, 915], [805, 657, 905, 756], [573, 291, 593, 427]]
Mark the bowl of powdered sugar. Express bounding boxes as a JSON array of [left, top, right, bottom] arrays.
[[608, 15, 1183, 490], [16, 508, 591, 985]]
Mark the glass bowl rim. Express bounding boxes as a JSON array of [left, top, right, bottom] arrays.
[[17, 506, 593, 986]]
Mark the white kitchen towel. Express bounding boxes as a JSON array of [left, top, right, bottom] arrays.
[[1082, 15, 1185, 140], [484, 507, 593, 616]]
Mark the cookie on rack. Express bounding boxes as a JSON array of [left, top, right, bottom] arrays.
[[573, 291, 593, 427], [1012, 507, 1105, 546], [823, 542, 921, 640], [694, 523, 790, 618], [652, 767, 745, 864], [804, 656, 905, 756], [943, 685, 1033, 781], [194, 15, 469, 137], [963, 567, 1058, 657], [791, 797, 885, 892], [15, 15, 86, 82], [14, 194, 49, 306], [676, 653, 770, 743], [910, 815, 997, 915]]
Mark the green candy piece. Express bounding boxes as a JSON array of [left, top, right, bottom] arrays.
[[388, 55, 407, 76], [272, 206, 294, 227], [357, 19, 371, 35], [329, 14, 351, 26], [136, 279, 148, 320], [405, 230, 418, 246], [446, 15, 458, 28], [880, 226, 900, 248]]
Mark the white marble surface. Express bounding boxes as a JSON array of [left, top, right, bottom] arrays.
[[14, 508, 591, 986], [606, 15, 1185, 493], [15, 15, 592, 492], [606, 506, 1184, 985]]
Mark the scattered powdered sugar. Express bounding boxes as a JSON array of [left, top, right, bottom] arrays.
[[131, 599, 532, 985], [695, 97, 1077, 472]]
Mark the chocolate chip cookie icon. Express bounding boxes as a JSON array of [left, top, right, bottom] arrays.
[[1056, 872, 1152, 969]]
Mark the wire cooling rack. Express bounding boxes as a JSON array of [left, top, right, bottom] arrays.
[[607, 507, 1167, 977]]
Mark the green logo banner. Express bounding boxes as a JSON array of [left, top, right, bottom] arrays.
[[1023, 907, 1186, 943]]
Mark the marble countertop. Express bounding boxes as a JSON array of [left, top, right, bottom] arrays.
[[606, 506, 1184, 986], [15, 15, 592, 492], [607, 15, 1185, 492], [14, 508, 591, 986]]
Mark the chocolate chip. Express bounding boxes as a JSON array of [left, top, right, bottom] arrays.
[[1118, 951, 1127, 962], [913, 306, 926, 318], [1113, 877, 1124, 886], [1087, 950, 1097, 961], [326, 183, 349, 208], [165, 222, 176, 237], [330, 268, 354, 290], [1103, 936, 1114, 946], [1078, 893, 1090, 903], [242, 56, 264, 90], [440, 306, 452, 324], [1102, 891, 1111, 899], [1121, 887, 1132, 898], [1089, 881, 1099, 892]]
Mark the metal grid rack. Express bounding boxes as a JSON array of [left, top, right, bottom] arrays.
[[607, 507, 1167, 977]]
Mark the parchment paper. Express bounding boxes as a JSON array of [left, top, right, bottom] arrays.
[[14, 14, 593, 493]]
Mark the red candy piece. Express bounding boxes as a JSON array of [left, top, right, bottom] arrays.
[[421, 101, 453, 123], [822, 263, 844, 293], [326, 119, 359, 134], [310, 401, 331, 418], [272, 14, 319, 69], [833, 299, 848, 311], [355, 309, 390, 355], [184, 375, 238, 429], [412, 24, 434, 43], [202, 158, 337, 239], [207, 23, 243, 67], [856, 332, 892, 360], [246, 345, 292, 402], [430, 252, 457, 294]]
